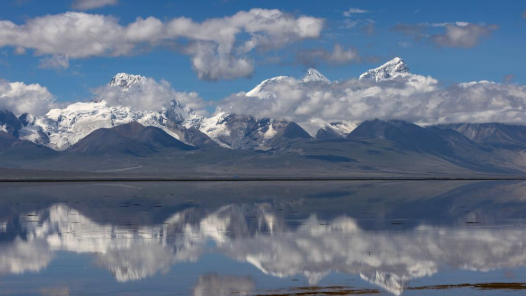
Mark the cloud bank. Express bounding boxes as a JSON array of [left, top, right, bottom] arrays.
[[0, 10, 324, 80], [217, 72, 526, 128]]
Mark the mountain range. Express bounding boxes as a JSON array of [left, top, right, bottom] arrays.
[[2, 58, 526, 178]]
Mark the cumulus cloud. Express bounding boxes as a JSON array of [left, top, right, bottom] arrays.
[[94, 75, 208, 115], [392, 22, 498, 48], [0, 79, 56, 116], [0, 10, 324, 80], [343, 8, 369, 17], [217, 68, 526, 128], [297, 44, 360, 67], [72, 0, 118, 10], [183, 42, 254, 81]]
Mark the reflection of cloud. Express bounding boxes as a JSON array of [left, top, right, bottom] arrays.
[[0, 204, 207, 282], [0, 239, 52, 275], [96, 244, 176, 282], [219, 216, 526, 295], [193, 274, 254, 296], [4, 201, 526, 295]]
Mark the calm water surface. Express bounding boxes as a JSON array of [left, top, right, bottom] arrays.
[[1, 181, 526, 295]]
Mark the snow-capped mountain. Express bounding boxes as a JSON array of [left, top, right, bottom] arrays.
[[20, 101, 177, 150], [246, 76, 289, 99], [17, 72, 313, 151], [10, 58, 430, 151], [299, 119, 357, 140], [246, 68, 330, 99], [109, 73, 144, 91], [359, 57, 411, 81], [244, 69, 359, 139], [199, 112, 311, 149], [302, 68, 330, 83], [19, 73, 205, 151]]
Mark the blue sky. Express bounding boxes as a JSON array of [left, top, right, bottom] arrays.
[[0, 0, 525, 103]]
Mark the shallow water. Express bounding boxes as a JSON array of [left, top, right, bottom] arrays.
[[1, 180, 526, 295]]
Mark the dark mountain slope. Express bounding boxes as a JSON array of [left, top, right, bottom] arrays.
[[347, 119, 506, 173], [0, 110, 22, 137], [0, 131, 58, 162], [436, 123, 526, 149], [68, 122, 195, 156]]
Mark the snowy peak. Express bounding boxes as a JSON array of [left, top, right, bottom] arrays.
[[359, 57, 411, 81], [246, 69, 330, 99], [109, 73, 145, 91], [246, 76, 289, 98], [303, 68, 330, 83]]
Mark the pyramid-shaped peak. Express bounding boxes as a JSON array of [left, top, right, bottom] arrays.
[[109, 73, 145, 90], [359, 57, 411, 82], [303, 68, 330, 83], [387, 57, 404, 64]]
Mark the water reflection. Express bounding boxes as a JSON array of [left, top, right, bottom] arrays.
[[1, 181, 526, 295]]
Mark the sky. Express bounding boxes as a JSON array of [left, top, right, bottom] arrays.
[[1, 0, 525, 103], [1, 0, 526, 129]]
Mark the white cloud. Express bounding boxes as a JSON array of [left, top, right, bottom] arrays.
[[0, 10, 324, 80], [343, 8, 369, 17], [217, 70, 526, 128], [72, 0, 118, 10], [97, 244, 175, 282], [0, 79, 56, 116], [0, 239, 53, 276], [183, 42, 254, 81]]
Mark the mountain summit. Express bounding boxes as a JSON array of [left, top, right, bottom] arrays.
[[359, 57, 411, 81], [303, 68, 330, 83], [109, 73, 144, 91]]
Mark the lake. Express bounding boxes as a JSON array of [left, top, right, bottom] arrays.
[[1, 180, 526, 295]]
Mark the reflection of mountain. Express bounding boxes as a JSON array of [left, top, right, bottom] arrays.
[[2, 200, 526, 295]]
